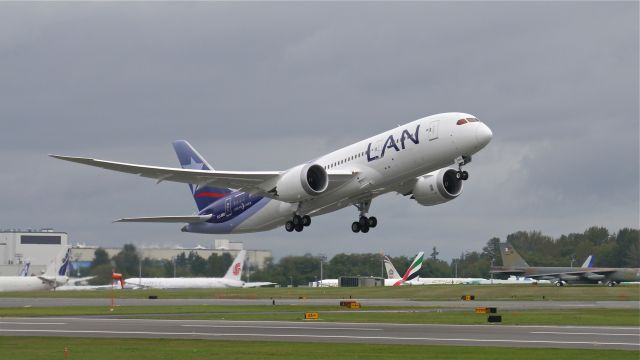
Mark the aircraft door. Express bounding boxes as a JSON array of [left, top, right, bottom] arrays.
[[225, 198, 232, 216], [428, 120, 439, 141]]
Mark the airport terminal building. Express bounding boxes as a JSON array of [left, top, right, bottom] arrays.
[[72, 239, 272, 272], [0, 229, 69, 276], [0, 230, 271, 276]]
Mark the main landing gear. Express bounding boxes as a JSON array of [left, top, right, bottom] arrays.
[[351, 200, 378, 233], [455, 155, 472, 181], [285, 214, 311, 232]]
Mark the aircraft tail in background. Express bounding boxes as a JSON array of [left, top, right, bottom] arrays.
[[43, 247, 71, 277], [383, 256, 401, 280], [499, 243, 529, 268], [223, 250, 246, 281], [402, 251, 424, 282], [172, 140, 232, 211], [18, 261, 31, 277], [581, 255, 594, 268]]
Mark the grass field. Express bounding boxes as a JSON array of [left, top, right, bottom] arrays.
[[1, 304, 638, 326], [0, 337, 637, 360], [0, 284, 638, 301]]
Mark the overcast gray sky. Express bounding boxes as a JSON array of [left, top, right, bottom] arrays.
[[1, 2, 637, 261]]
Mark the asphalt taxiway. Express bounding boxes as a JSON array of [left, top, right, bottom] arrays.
[[1, 298, 638, 310], [0, 317, 637, 350]]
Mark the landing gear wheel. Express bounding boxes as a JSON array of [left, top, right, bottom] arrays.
[[359, 216, 369, 227], [461, 171, 469, 180], [456, 171, 462, 180], [360, 224, 370, 233], [302, 215, 311, 227], [368, 216, 377, 228], [554, 281, 564, 287], [285, 221, 295, 232], [292, 215, 303, 226], [606, 281, 616, 287], [351, 222, 361, 233], [294, 223, 304, 232]]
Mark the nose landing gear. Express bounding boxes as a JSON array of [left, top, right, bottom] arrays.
[[455, 155, 472, 181], [456, 170, 469, 180]]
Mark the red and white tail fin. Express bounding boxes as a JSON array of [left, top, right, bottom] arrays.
[[223, 250, 246, 281]]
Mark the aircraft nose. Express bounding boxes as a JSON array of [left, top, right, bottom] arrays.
[[475, 123, 493, 149]]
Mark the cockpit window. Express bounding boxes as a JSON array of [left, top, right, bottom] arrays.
[[456, 119, 468, 125], [466, 117, 479, 122]]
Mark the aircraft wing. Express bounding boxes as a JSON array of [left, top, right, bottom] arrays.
[[564, 268, 618, 275], [37, 276, 56, 286], [489, 269, 526, 276], [67, 276, 96, 285], [243, 282, 277, 288], [49, 155, 354, 199], [114, 215, 213, 223]]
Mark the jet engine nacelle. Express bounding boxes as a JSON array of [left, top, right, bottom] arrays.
[[412, 168, 463, 206], [275, 163, 329, 202], [584, 273, 605, 281]]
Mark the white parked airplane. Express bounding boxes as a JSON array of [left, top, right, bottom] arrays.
[[50, 112, 492, 233], [0, 248, 71, 292], [124, 250, 273, 289]]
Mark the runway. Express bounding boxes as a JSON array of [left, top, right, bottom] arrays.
[[0, 317, 637, 350], [1, 298, 638, 310]]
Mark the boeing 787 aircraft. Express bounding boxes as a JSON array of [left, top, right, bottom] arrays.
[[51, 112, 492, 234]]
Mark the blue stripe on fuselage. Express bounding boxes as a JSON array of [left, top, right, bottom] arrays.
[[185, 191, 270, 234]]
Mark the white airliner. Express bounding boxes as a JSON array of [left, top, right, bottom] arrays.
[[50, 112, 492, 233], [0, 248, 71, 292], [124, 250, 273, 289]]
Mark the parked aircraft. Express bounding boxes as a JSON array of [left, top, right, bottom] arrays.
[[50, 113, 492, 234], [383, 252, 424, 286], [384, 252, 552, 285], [491, 243, 640, 286], [124, 250, 274, 289], [384, 253, 480, 285], [0, 248, 71, 292]]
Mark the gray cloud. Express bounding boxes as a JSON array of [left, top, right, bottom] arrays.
[[0, 2, 637, 260]]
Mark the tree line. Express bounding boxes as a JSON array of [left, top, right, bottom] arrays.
[[84, 226, 638, 286]]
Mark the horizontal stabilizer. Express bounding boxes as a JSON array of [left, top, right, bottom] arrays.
[[114, 215, 212, 223]]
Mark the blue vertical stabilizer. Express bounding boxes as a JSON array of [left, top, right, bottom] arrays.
[[172, 140, 231, 211]]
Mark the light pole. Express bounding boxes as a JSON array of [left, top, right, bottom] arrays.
[[454, 260, 458, 278], [490, 257, 495, 283], [319, 254, 326, 286]]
